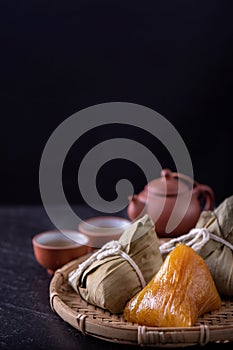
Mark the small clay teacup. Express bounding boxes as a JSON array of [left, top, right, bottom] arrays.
[[32, 230, 89, 274], [78, 216, 131, 250]]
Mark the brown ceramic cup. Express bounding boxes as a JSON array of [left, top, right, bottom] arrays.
[[32, 230, 89, 274], [78, 216, 131, 250]]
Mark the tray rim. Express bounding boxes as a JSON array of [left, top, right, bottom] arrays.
[[49, 255, 233, 347]]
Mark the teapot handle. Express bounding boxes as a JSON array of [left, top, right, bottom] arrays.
[[196, 184, 215, 211]]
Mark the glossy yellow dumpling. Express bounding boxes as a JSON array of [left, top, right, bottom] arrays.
[[124, 244, 221, 327]]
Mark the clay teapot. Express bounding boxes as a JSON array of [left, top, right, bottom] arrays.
[[127, 169, 215, 238]]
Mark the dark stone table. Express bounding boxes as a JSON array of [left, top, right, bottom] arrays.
[[0, 206, 232, 349]]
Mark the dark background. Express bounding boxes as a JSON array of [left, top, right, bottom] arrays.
[[1, 0, 233, 207]]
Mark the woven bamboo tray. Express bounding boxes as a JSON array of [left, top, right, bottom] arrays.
[[49, 254, 233, 347]]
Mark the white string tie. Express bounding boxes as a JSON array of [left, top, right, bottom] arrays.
[[68, 240, 146, 293], [160, 227, 233, 256]]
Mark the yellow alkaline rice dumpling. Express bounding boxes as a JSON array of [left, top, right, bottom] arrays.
[[124, 244, 221, 327]]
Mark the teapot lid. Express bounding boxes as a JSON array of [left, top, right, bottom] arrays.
[[147, 169, 191, 196]]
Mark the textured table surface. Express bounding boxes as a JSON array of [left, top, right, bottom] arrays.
[[0, 205, 232, 350]]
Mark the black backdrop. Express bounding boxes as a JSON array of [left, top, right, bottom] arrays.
[[1, 0, 233, 207]]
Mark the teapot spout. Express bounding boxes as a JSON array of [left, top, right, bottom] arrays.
[[127, 194, 146, 221]]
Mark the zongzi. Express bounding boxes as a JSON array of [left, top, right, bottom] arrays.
[[160, 195, 233, 296], [68, 214, 163, 313], [124, 243, 221, 327]]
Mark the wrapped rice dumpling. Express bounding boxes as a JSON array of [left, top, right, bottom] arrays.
[[160, 195, 233, 296], [68, 214, 163, 313], [124, 244, 221, 327]]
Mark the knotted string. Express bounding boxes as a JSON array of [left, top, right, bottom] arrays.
[[68, 240, 146, 293], [159, 227, 233, 256]]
